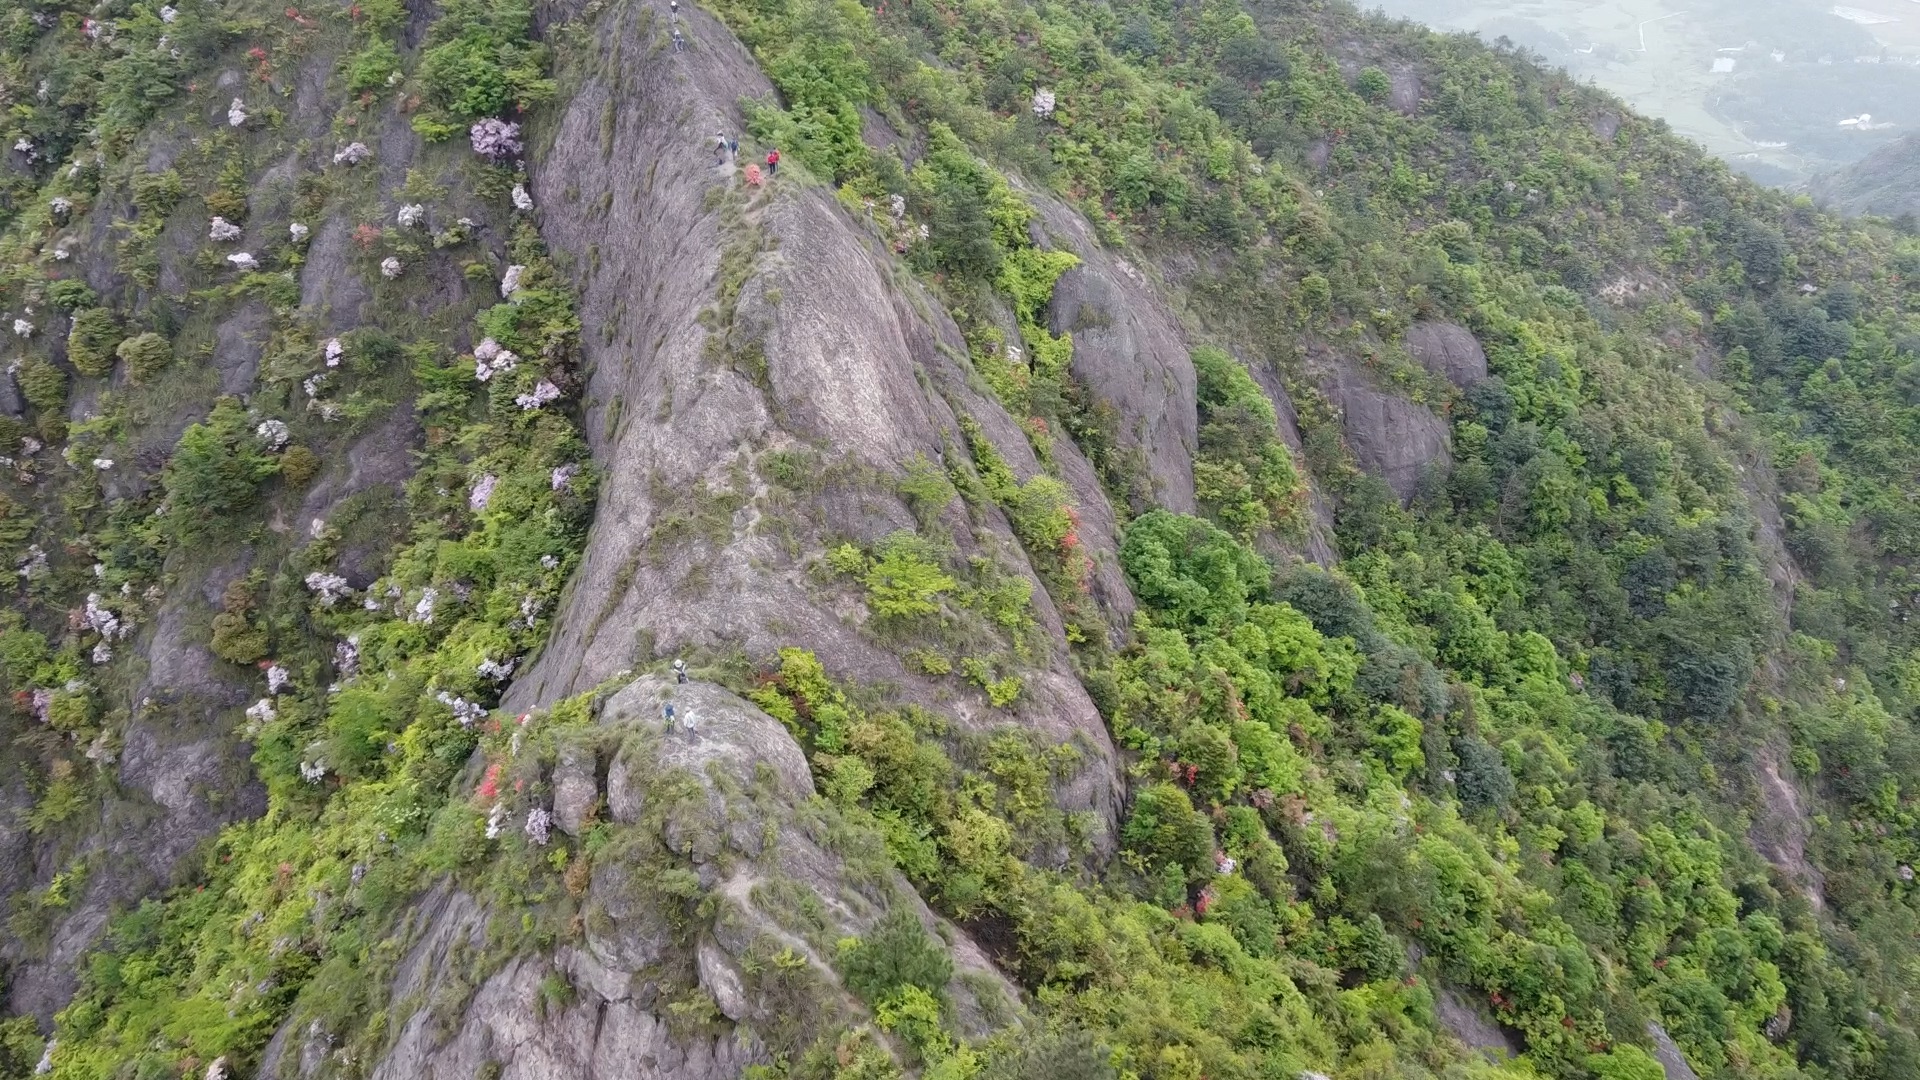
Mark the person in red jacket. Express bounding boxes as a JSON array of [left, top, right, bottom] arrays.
[[765, 148, 779, 177]]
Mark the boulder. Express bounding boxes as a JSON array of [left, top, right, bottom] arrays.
[[1324, 372, 1450, 503], [552, 745, 598, 837], [1406, 322, 1488, 387]]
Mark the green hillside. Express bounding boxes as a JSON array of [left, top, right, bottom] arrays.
[[1812, 135, 1920, 221], [0, 0, 1916, 1079]]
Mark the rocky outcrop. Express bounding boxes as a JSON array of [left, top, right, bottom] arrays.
[[269, 676, 1018, 1080], [1749, 748, 1825, 911], [1322, 369, 1449, 503], [1406, 322, 1487, 388], [1646, 1022, 1701, 1080], [508, 3, 1122, 837], [1030, 195, 1199, 514], [1432, 985, 1520, 1061]]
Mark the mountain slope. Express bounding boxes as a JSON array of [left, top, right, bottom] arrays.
[[1810, 133, 1920, 220]]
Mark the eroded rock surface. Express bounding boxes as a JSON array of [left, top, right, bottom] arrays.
[[273, 676, 1017, 1080], [1031, 195, 1198, 514], [1406, 321, 1487, 388], [1323, 369, 1449, 503], [510, 3, 1122, 839]]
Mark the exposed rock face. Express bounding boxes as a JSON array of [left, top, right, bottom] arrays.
[[1749, 748, 1825, 911], [274, 676, 1018, 1080], [1388, 67, 1422, 116], [1432, 984, 1520, 1061], [0, 367, 22, 416], [1031, 195, 1199, 514], [1406, 322, 1487, 387], [509, 4, 1122, 839], [1646, 1022, 1702, 1080], [1323, 370, 1449, 503]]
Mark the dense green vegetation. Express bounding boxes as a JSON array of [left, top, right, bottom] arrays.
[[713, 0, 1920, 1076], [1, 0, 1918, 1078]]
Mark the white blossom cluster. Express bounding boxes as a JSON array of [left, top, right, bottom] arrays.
[[477, 656, 516, 682], [324, 337, 344, 367], [523, 807, 553, 846], [92, 457, 113, 470], [396, 203, 425, 229], [266, 663, 292, 694], [435, 689, 487, 726], [511, 184, 534, 212], [299, 759, 328, 784], [499, 264, 525, 298], [227, 252, 259, 271], [209, 216, 242, 241], [410, 586, 439, 624], [512, 592, 544, 630], [48, 196, 71, 217], [469, 473, 498, 511], [83, 593, 130, 641], [379, 256, 402, 279], [160, 5, 178, 22], [246, 698, 277, 726], [334, 635, 360, 678], [256, 419, 290, 450], [550, 464, 578, 491], [332, 142, 371, 166], [473, 338, 518, 381], [304, 571, 352, 607], [289, 222, 310, 243], [228, 98, 248, 127], [514, 380, 560, 411], [12, 318, 32, 337], [469, 118, 523, 161], [1031, 88, 1056, 118]]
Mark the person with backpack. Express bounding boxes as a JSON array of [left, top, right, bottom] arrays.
[[765, 148, 779, 177]]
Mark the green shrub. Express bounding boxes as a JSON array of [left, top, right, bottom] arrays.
[[838, 906, 953, 1005], [163, 399, 279, 537], [116, 331, 173, 382], [863, 533, 956, 619], [47, 280, 98, 310], [1356, 67, 1392, 103], [131, 169, 184, 219], [281, 445, 321, 486], [16, 356, 67, 414], [66, 307, 122, 377], [209, 577, 268, 664], [1452, 735, 1515, 812], [1121, 783, 1215, 885], [346, 38, 402, 94], [415, 0, 555, 127]]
